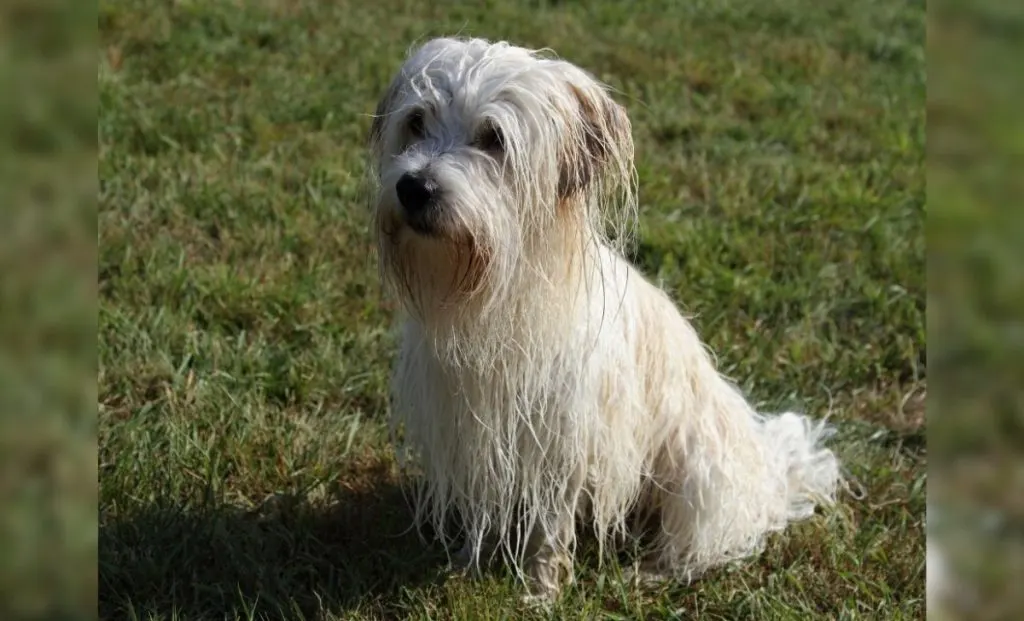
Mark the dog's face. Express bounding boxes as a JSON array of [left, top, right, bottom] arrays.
[[369, 38, 634, 318]]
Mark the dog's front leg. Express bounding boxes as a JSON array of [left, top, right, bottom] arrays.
[[451, 529, 499, 576], [523, 504, 577, 602]]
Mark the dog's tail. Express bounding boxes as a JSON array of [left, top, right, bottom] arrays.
[[650, 393, 844, 580], [756, 411, 841, 522]]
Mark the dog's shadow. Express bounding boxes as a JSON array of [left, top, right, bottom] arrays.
[[99, 480, 450, 620]]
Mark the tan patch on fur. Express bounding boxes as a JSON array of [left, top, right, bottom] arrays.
[[556, 192, 585, 222], [557, 83, 631, 202], [447, 234, 491, 298]]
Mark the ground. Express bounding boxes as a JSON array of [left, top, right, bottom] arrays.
[[97, 0, 926, 619]]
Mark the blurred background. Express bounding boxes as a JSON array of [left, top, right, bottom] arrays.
[[0, 0, 97, 619], [928, 1, 1024, 619]]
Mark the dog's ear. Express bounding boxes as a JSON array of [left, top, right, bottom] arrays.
[[557, 80, 633, 199]]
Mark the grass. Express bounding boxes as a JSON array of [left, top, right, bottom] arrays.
[[98, 0, 925, 619]]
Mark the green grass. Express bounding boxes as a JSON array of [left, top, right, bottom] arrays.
[[98, 0, 925, 619]]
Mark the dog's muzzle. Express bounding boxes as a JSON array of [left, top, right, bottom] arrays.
[[396, 172, 442, 235]]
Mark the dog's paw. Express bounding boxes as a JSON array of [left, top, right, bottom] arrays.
[[447, 542, 486, 578], [620, 563, 671, 589], [520, 589, 557, 610], [446, 560, 470, 578], [522, 552, 570, 608]]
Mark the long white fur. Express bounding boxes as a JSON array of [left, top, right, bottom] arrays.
[[369, 37, 841, 596]]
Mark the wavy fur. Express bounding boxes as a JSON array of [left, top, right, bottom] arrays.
[[368, 37, 841, 598]]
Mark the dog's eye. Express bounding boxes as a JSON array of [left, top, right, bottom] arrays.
[[475, 124, 505, 153], [407, 110, 425, 138]]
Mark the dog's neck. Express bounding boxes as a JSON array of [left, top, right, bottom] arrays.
[[412, 224, 605, 368]]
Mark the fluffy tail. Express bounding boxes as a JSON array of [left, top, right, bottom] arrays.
[[649, 403, 842, 581], [757, 411, 841, 522]]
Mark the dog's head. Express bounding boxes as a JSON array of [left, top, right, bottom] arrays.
[[369, 38, 635, 320]]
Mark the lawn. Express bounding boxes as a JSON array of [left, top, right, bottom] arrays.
[[98, 0, 926, 619]]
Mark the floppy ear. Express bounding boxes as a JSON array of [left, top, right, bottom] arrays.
[[557, 80, 633, 199]]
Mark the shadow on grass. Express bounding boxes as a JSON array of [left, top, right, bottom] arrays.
[[98, 482, 449, 619]]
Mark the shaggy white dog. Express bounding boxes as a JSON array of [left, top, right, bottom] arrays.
[[368, 37, 841, 599]]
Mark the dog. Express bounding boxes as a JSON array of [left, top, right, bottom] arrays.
[[368, 37, 842, 600]]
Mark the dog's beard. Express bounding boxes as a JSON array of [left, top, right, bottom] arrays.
[[377, 222, 492, 324], [374, 161, 522, 332], [374, 142, 583, 340]]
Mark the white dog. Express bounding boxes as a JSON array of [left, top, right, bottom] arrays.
[[369, 37, 842, 600]]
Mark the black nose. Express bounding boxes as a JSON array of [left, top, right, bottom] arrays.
[[396, 172, 438, 214]]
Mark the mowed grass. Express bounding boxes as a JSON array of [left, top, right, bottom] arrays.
[[98, 1, 925, 619]]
